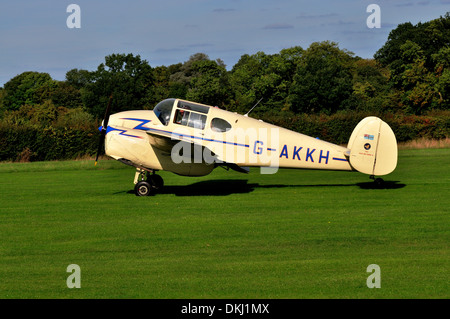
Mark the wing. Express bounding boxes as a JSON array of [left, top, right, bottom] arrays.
[[146, 128, 220, 164], [146, 129, 181, 152], [146, 129, 249, 173]]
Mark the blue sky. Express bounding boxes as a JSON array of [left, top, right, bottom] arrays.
[[0, 0, 449, 87]]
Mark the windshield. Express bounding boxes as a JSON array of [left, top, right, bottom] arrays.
[[153, 99, 175, 126]]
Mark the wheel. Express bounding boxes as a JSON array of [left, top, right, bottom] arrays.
[[135, 181, 152, 196], [148, 174, 164, 191]]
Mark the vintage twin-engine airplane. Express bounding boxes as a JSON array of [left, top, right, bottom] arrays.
[[95, 97, 397, 196]]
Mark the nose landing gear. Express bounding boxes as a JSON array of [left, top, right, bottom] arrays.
[[134, 168, 164, 196]]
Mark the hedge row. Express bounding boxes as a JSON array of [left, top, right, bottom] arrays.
[[0, 112, 448, 162], [0, 124, 99, 162], [264, 112, 450, 145]]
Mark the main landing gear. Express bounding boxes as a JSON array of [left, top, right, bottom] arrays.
[[134, 168, 164, 196]]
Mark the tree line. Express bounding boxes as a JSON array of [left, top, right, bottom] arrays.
[[0, 13, 448, 162]]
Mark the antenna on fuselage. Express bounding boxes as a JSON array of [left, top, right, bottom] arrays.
[[244, 97, 263, 117]]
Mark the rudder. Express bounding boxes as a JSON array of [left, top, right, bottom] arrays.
[[347, 117, 397, 176]]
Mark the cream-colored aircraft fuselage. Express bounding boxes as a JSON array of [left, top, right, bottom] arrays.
[[102, 98, 397, 196]]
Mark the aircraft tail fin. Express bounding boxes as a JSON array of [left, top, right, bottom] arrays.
[[347, 117, 397, 176]]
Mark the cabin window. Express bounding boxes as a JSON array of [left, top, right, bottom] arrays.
[[211, 118, 232, 133], [174, 109, 206, 130], [153, 99, 175, 126], [174, 109, 190, 126], [188, 112, 206, 129]]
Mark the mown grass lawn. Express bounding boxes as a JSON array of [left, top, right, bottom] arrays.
[[0, 149, 448, 298]]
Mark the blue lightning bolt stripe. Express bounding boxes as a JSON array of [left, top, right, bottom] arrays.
[[121, 118, 152, 131], [105, 126, 143, 139], [99, 118, 152, 139]]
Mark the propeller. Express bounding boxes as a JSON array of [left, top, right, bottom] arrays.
[[95, 94, 113, 166]]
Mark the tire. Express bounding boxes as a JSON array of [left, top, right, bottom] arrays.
[[135, 181, 152, 196]]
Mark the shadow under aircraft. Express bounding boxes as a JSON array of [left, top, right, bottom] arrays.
[[121, 178, 405, 196]]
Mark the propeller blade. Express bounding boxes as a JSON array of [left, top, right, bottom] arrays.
[[102, 94, 113, 129], [95, 94, 113, 165]]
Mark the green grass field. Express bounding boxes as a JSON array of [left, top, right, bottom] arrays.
[[0, 149, 448, 299]]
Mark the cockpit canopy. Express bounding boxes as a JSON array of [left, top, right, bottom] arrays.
[[153, 98, 233, 133], [153, 99, 210, 128]]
